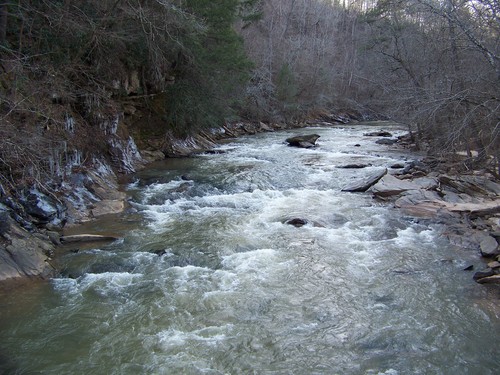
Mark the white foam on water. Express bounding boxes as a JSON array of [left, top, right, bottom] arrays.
[[222, 248, 280, 274], [394, 226, 437, 247], [54, 272, 142, 297], [155, 325, 233, 351]]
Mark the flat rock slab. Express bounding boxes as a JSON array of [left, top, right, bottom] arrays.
[[60, 234, 119, 243], [443, 199, 500, 216], [369, 174, 422, 197], [342, 168, 387, 192]]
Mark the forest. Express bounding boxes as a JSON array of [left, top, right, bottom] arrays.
[[0, 0, 499, 192]]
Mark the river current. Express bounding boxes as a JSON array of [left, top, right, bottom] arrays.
[[1, 123, 499, 374]]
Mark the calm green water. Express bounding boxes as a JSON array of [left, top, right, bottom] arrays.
[[1, 123, 499, 374]]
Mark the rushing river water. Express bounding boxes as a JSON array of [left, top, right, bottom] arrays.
[[1, 123, 499, 374]]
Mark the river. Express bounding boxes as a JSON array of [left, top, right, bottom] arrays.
[[1, 123, 499, 374]]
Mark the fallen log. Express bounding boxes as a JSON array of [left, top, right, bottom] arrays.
[[60, 234, 119, 243]]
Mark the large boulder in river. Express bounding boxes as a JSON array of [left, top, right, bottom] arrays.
[[285, 134, 320, 148], [342, 168, 388, 192]]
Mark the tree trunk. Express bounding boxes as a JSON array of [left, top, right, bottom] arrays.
[[0, 3, 7, 45]]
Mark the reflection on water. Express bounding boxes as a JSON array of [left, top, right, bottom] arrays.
[[1, 123, 499, 374]]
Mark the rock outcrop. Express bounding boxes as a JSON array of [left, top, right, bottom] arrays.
[[0, 204, 55, 281]]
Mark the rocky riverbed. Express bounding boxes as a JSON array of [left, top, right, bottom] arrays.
[[341, 135, 500, 284]]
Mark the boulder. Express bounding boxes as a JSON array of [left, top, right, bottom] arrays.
[[364, 131, 392, 137], [479, 235, 499, 257], [285, 218, 308, 227], [341, 168, 388, 192], [285, 134, 320, 148], [369, 174, 421, 197], [375, 138, 397, 145]]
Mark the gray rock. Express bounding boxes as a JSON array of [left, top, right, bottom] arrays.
[[473, 268, 495, 281], [487, 261, 500, 269], [411, 177, 439, 190], [364, 131, 392, 137], [369, 174, 421, 197], [375, 138, 397, 145], [439, 175, 491, 196], [480, 235, 499, 257], [46, 231, 61, 246], [342, 168, 388, 193], [285, 134, 320, 148], [19, 188, 64, 225], [0, 216, 55, 281]]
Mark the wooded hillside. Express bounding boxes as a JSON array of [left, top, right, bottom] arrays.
[[1, 0, 498, 194]]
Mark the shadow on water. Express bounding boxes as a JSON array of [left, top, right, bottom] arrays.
[[0, 353, 20, 375]]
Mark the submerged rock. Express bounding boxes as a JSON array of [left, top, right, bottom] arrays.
[[285, 134, 320, 148]]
